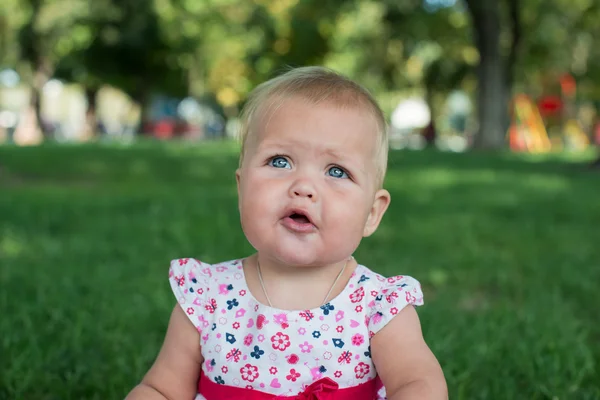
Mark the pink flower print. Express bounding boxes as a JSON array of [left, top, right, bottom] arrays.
[[186, 307, 194, 315], [257, 334, 265, 343], [244, 334, 253, 346], [175, 275, 185, 286], [334, 370, 342, 378], [354, 362, 370, 379], [299, 341, 313, 353], [406, 291, 417, 303], [232, 322, 240, 330], [274, 313, 289, 329], [336, 326, 344, 333], [217, 266, 227, 272], [271, 332, 291, 351], [239, 289, 247, 296], [355, 305, 363, 313], [371, 312, 383, 325], [299, 310, 314, 321], [323, 351, 332, 360], [370, 290, 378, 297], [286, 368, 301, 382], [205, 298, 217, 314], [298, 327, 306, 335], [337, 351, 352, 364], [205, 359, 214, 373], [202, 267, 212, 277], [269, 366, 278, 375], [350, 287, 365, 303], [197, 288, 204, 295], [179, 258, 189, 266], [222, 366, 229, 373], [240, 364, 259, 382], [351, 333, 365, 346], [390, 307, 399, 315], [219, 284, 229, 295], [309, 366, 323, 380], [246, 385, 253, 389], [226, 348, 241, 363]]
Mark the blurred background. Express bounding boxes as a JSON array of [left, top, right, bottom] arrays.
[[1, 0, 599, 399]]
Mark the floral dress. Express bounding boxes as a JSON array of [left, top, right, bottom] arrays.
[[169, 258, 423, 400]]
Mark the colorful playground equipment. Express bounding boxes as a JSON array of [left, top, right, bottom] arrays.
[[508, 73, 590, 153]]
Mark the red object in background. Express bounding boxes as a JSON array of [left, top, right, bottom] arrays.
[[538, 96, 563, 116], [560, 73, 577, 97]]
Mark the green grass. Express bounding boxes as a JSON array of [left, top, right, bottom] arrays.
[[1, 142, 599, 399]]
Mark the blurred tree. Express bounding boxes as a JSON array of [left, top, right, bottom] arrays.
[[14, 0, 96, 139]]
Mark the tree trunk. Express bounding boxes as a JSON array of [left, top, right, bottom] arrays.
[[465, 0, 510, 150], [13, 64, 50, 145], [82, 87, 99, 140]]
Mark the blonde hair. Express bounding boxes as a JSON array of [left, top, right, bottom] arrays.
[[238, 66, 388, 187]]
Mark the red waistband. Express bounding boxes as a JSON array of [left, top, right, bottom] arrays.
[[199, 370, 380, 399]]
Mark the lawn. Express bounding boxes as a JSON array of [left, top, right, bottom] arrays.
[[1, 142, 599, 399]]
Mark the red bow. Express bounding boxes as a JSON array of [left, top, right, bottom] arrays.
[[283, 377, 339, 400]]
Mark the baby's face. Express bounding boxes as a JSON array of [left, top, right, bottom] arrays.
[[236, 96, 390, 267]]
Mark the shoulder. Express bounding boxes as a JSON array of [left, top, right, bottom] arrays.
[[169, 258, 242, 283], [168, 258, 242, 313], [354, 265, 424, 335]]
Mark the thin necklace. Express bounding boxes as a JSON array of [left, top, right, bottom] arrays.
[[256, 257, 352, 308]]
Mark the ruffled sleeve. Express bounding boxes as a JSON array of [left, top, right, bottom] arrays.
[[366, 275, 424, 335], [168, 258, 211, 332]]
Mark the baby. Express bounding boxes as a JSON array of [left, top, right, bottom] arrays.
[[127, 67, 447, 399]]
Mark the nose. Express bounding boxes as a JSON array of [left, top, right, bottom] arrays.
[[289, 178, 317, 201]]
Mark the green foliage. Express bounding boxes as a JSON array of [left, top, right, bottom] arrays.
[[0, 143, 599, 398]]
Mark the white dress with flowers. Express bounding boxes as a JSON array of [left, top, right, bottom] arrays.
[[169, 258, 423, 400]]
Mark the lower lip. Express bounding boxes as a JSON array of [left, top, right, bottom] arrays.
[[281, 217, 316, 233]]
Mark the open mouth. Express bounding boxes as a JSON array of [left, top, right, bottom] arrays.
[[289, 212, 311, 224]]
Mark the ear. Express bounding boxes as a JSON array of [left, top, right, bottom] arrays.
[[363, 189, 391, 237]]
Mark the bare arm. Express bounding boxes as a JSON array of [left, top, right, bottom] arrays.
[[126, 305, 204, 400], [371, 306, 447, 400]]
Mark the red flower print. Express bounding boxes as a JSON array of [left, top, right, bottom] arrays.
[[269, 366, 278, 375], [355, 305, 363, 313], [406, 291, 417, 303], [244, 334, 253, 346], [179, 258, 189, 266], [336, 326, 344, 333], [198, 288, 204, 295], [246, 385, 253, 389], [240, 364, 259, 382], [351, 333, 365, 346], [175, 275, 185, 286], [390, 307, 399, 315], [286, 368, 301, 382], [232, 322, 240, 330], [299, 310, 314, 321], [354, 362, 370, 379], [186, 307, 194, 315], [221, 366, 228, 373], [337, 351, 353, 364], [271, 332, 291, 351], [334, 370, 342, 378], [239, 289, 247, 296], [350, 287, 365, 303], [226, 348, 241, 363], [370, 290, 378, 297], [205, 298, 217, 314], [386, 292, 399, 303]]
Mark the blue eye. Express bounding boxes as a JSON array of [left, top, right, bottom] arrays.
[[268, 156, 291, 169], [328, 166, 348, 179]]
